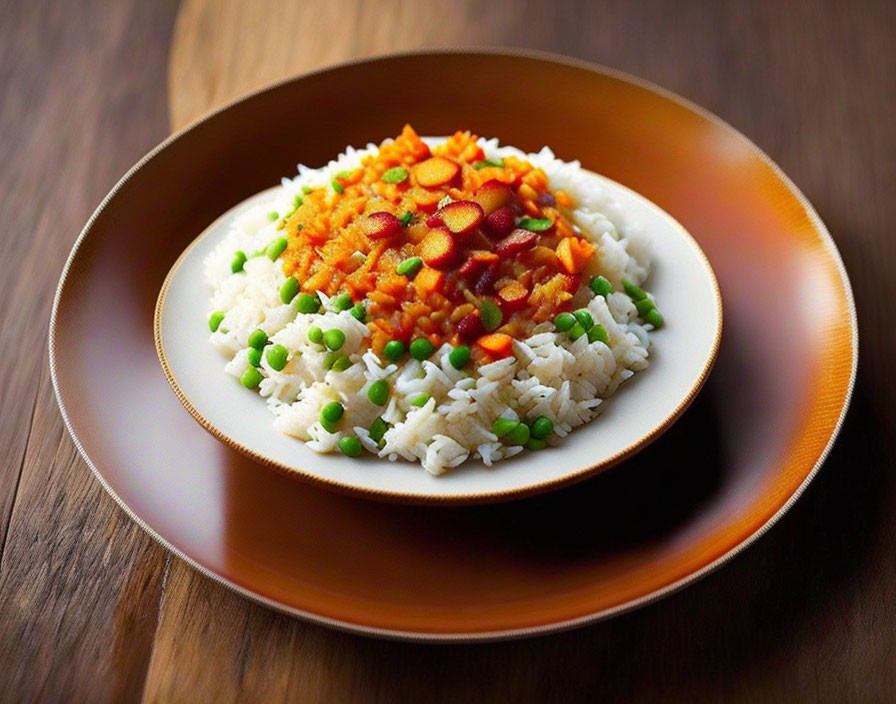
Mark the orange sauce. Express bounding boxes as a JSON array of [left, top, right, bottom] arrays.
[[281, 125, 594, 356]]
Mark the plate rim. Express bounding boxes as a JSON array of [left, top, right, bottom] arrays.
[[48, 48, 858, 641], [153, 172, 723, 505]]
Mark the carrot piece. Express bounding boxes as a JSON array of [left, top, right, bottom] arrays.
[[303, 268, 331, 293], [477, 333, 514, 357], [413, 156, 460, 187], [361, 212, 403, 240], [438, 200, 484, 235], [497, 281, 529, 312], [554, 190, 573, 208], [407, 187, 444, 213], [518, 183, 538, 202], [414, 267, 444, 296], [554, 215, 576, 239], [556, 237, 595, 274], [472, 180, 513, 214], [398, 124, 431, 160], [419, 228, 457, 269]]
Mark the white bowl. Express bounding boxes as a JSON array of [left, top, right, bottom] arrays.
[[155, 171, 722, 504]]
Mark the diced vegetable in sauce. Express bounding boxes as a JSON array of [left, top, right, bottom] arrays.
[[272, 125, 616, 362], [221, 127, 664, 455]]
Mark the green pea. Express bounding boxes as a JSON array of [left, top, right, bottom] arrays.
[[332, 355, 352, 371], [350, 302, 366, 322], [308, 326, 324, 344], [506, 423, 531, 445], [448, 345, 471, 370], [369, 417, 388, 443], [248, 329, 268, 350], [553, 312, 576, 332], [634, 298, 655, 317], [266, 237, 288, 260], [567, 322, 586, 341], [492, 418, 519, 438], [410, 393, 430, 407], [240, 367, 263, 389], [332, 292, 353, 311], [400, 211, 413, 226], [622, 278, 647, 301], [517, 217, 553, 231], [208, 311, 225, 332], [645, 309, 664, 328], [332, 179, 344, 194], [589, 275, 614, 297], [530, 416, 554, 440], [409, 338, 434, 360], [338, 435, 363, 457], [367, 380, 390, 406], [479, 299, 503, 332], [321, 417, 338, 433], [323, 328, 346, 351], [587, 324, 609, 344], [473, 158, 505, 170], [396, 257, 423, 278], [301, 185, 313, 194], [265, 344, 288, 371], [383, 340, 406, 362], [295, 292, 321, 314], [293, 194, 303, 209], [381, 167, 409, 183], [231, 250, 247, 273], [525, 437, 548, 451], [573, 309, 594, 330], [247, 347, 263, 367], [321, 401, 344, 423], [279, 277, 300, 304], [323, 351, 338, 369], [267, 211, 279, 222]]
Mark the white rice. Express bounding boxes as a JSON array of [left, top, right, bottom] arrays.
[[204, 136, 655, 475]]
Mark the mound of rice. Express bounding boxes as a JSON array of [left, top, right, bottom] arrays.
[[204, 136, 655, 475]]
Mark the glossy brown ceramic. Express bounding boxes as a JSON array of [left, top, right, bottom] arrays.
[[50, 51, 856, 639]]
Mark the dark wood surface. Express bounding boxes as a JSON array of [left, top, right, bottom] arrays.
[[1, 0, 894, 701]]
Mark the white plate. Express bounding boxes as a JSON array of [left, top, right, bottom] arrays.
[[155, 171, 722, 504]]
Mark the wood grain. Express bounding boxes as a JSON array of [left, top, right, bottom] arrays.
[[168, 0, 520, 129], [0, 1, 179, 701], [1, 0, 894, 701]]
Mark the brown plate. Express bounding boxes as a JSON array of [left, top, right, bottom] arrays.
[[50, 51, 856, 639]]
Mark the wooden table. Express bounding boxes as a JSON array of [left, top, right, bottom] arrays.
[[2, 0, 893, 701]]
